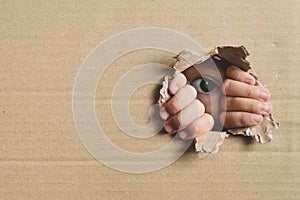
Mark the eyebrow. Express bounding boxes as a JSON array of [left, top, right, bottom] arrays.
[[185, 64, 225, 86]]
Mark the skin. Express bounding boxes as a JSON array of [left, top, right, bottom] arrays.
[[160, 58, 272, 140]]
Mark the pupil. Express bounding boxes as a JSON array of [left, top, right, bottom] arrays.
[[200, 79, 210, 92]]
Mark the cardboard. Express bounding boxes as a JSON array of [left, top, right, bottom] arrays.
[[158, 49, 228, 157], [0, 0, 299, 199], [212, 46, 280, 144], [159, 47, 279, 157], [215, 46, 251, 71]]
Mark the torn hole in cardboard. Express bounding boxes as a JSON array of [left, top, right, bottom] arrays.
[[158, 46, 279, 158]]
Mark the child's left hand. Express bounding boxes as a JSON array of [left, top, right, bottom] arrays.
[[220, 66, 272, 129]]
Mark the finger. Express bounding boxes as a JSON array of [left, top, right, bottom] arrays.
[[178, 113, 214, 140], [169, 72, 187, 94], [222, 97, 272, 115], [164, 99, 205, 133], [219, 111, 263, 129], [162, 85, 197, 117], [226, 65, 256, 85], [223, 79, 270, 101]]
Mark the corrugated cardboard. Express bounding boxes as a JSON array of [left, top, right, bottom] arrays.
[[1, 0, 299, 199]]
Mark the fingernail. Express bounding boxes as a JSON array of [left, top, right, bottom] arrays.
[[170, 84, 178, 94], [245, 78, 252, 85], [263, 103, 272, 113], [260, 91, 270, 101], [252, 114, 263, 124], [164, 124, 173, 133], [160, 107, 169, 120], [179, 131, 188, 140]]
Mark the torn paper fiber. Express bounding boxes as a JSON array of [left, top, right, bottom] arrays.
[[158, 46, 279, 158]]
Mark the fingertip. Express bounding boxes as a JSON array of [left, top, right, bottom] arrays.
[[169, 73, 187, 95], [260, 90, 271, 101], [160, 107, 169, 120], [245, 76, 256, 85], [164, 124, 174, 134], [185, 84, 198, 99], [227, 65, 256, 85], [179, 131, 188, 140], [226, 65, 238, 75], [187, 114, 215, 140], [252, 114, 263, 124], [204, 113, 215, 129], [169, 84, 178, 94], [262, 102, 272, 114], [177, 72, 187, 82]]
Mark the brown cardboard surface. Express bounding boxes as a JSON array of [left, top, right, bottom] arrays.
[[0, 0, 299, 199]]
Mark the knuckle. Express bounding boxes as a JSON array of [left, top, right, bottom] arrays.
[[226, 97, 233, 110], [226, 66, 234, 75], [249, 102, 257, 112], [223, 79, 231, 93], [246, 87, 253, 97], [244, 99, 256, 112], [233, 69, 243, 80], [239, 113, 249, 125], [259, 102, 267, 113], [236, 72, 245, 82], [226, 65, 237, 76], [221, 97, 226, 110], [165, 97, 179, 115], [169, 114, 181, 130], [235, 73, 241, 81]]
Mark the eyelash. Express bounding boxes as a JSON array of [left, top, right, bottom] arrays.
[[191, 77, 219, 94]]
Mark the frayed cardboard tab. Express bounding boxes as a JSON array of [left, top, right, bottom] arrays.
[[213, 46, 279, 144], [158, 75, 172, 107], [228, 114, 279, 144], [214, 46, 251, 71], [173, 49, 210, 72], [195, 131, 228, 159], [158, 49, 228, 158], [158, 46, 279, 158], [227, 71, 280, 144], [158, 49, 209, 107], [158, 49, 209, 106]]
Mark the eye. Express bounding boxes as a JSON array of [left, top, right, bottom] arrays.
[[191, 77, 218, 94]]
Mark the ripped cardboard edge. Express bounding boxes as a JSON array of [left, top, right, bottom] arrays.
[[158, 46, 280, 158], [227, 113, 279, 144], [195, 131, 229, 158], [158, 49, 210, 106]]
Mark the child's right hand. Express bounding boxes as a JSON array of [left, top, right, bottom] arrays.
[[159, 73, 215, 140]]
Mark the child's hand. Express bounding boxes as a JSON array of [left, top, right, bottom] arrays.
[[220, 66, 272, 129], [159, 73, 214, 140], [159, 65, 272, 140]]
